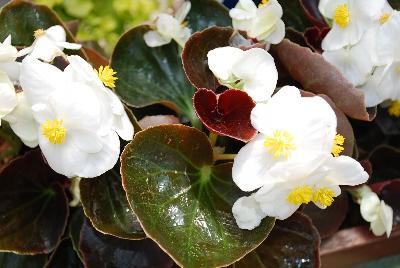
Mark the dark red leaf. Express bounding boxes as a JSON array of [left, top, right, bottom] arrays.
[[304, 26, 330, 53], [379, 180, 400, 225], [193, 89, 257, 142], [299, 0, 329, 28]]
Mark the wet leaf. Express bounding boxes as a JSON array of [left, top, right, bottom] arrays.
[[182, 26, 234, 91], [45, 239, 83, 268], [0, 150, 69, 254], [80, 165, 146, 240], [272, 39, 371, 121], [79, 220, 173, 268], [232, 212, 321, 268], [0, 252, 47, 268], [187, 0, 231, 33], [193, 89, 257, 142], [111, 25, 197, 125], [0, 0, 86, 58], [121, 125, 275, 268], [379, 180, 400, 225]]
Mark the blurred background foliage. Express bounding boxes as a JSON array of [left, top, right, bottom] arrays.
[[33, 0, 174, 54]]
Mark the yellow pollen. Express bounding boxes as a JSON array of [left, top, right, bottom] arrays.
[[258, 0, 269, 8], [33, 29, 45, 39], [332, 134, 345, 157], [264, 130, 297, 160], [181, 21, 189, 27], [287, 186, 313, 205], [313, 187, 335, 207], [334, 4, 350, 28], [379, 13, 391, 24], [388, 100, 400, 117], [42, 119, 67, 144], [96, 65, 118, 89]]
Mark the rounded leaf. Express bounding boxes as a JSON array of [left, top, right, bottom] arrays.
[[121, 125, 275, 268]]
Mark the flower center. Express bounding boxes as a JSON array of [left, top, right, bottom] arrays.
[[287, 186, 313, 205], [388, 100, 400, 117], [258, 0, 269, 8], [96, 65, 118, 89], [379, 13, 391, 24], [34, 29, 45, 39], [332, 134, 345, 157], [264, 130, 297, 160], [42, 119, 67, 144], [313, 187, 335, 207], [334, 4, 350, 28]]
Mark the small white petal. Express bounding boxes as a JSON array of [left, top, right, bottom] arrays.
[[324, 156, 369, 186], [0, 71, 17, 121], [379, 201, 393, 237], [207, 46, 244, 81], [45, 25, 67, 42], [174, 1, 191, 23], [360, 192, 380, 222], [144, 30, 172, 47], [263, 19, 285, 44], [232, 195, 265, 230]]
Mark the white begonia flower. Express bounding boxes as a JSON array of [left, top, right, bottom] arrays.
[[0, 35, 21, 82], [230, 0, 285, 44], [252, 155, 368, 221], [360, 190, 393, 237], [232, 86, 337, 193], [0, 71, 17, 125], [322, 36, 374, 86], [320, 0, 386, 51], [3, 92, 38, 148], [360, 62, 400, 107], [207, 46, 278, 102], [17, 56, 133, 178], [144, 1, 191, 47], [18, 25, 82, 62], [233, 154, 368, 227]]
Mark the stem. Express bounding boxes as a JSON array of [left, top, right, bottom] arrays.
[[214, 154, 237, 161], [209, 133, 218, 147]]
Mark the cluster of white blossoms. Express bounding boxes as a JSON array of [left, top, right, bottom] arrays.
[[207, 43, 369, 229], [319, 0, 400, 114], [0, 25, 134, 178], [144, 1, 192, 47], [230, 0, 285, 45]]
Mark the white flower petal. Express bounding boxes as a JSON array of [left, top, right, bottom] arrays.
[[248, 0, 282, 40], [174, 1, 191, 23], [144, 30, 172, 47], [56, 41, 82, 50], [254, 183, 299, 220], [324, 155, 369, 186], [207, 46, 244, 81], [20, 56, 64, 104], [232, 195, 265, 230], [0, 61, 20, 82], [263, 19, 285, 44], [0, 71, 17, 122], [45, 25, 67, 42], [360, 192, 380, 222], [70, 129, 103, 154], [379, 201, 393, 237], [29, 38, 64, 62], [232, 48, 277, 102]]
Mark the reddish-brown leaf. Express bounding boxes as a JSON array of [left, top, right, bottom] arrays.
[[193, 89, 257, 142]]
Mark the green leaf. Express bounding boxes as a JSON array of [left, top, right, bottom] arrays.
[[80, 165, 146, 240], [79, 220, 173, 268], [0, 252, 47, 268], [280, 0, 312, 31], [68, 209, 85, 261], [187, 0, 231, 33], [111, 25, 197, 125], [121, 125, 275, 268], [0, 0, 86, 58], [45, 239, 83, 268], [0, 123, 22, 170], [233, 212, 321, 268], [0, 150, 69, 254]]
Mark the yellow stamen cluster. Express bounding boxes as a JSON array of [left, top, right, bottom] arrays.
[[34, 29, 45, 39], [332, 134, 345, 157], [264, 130, 297, 160], [287, 186, 335, 207], [313, 187, 335, 207], [334, 4, 350, 28], [96, 66, 118, 89], [379, 13, 391, 24], [287, 186, 313, 205], [388, 100, 400, 117], [258, 0, 269, 8], [42, 119, 67, 144]]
